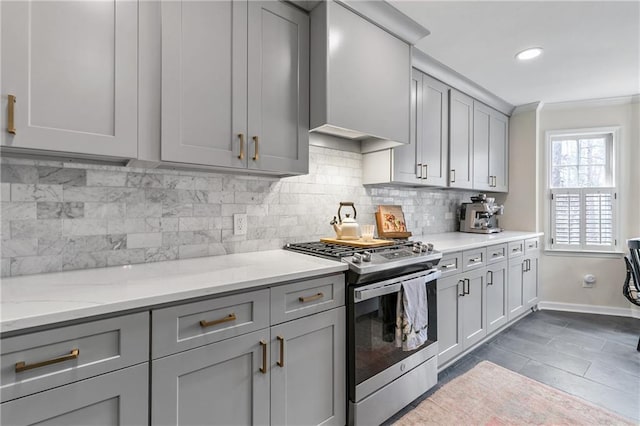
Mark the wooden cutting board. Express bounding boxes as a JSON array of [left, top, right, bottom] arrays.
[[320, 237, 395, 248]]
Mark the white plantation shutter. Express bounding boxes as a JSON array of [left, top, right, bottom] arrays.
[[551, 190, 581, 247], [550, 188, 617, 251], [584, 190, 615, 247]]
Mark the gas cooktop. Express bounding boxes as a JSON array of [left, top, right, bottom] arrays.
[[284, 240, 442, 275]]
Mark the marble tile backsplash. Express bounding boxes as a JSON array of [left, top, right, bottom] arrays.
[[0, 146, 472, 277]]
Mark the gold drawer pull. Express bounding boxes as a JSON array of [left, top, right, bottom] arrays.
[[277, 335, 285, 367], [199, 313, 236, 328], [238, 133, 245, 160], [259, 340, 267, 374], [15, 349, 79, 373], [252, 136, 259, 161], [7, 94, 16, 134], [299, 292, 323, 303]]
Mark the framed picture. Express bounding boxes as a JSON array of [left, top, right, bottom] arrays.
[[375, 205, 412, 238]]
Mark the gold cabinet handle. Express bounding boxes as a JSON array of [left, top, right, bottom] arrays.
[[417, 163, 423, 179], [252, 136, 259, 161], [277, 335, 285, 367], [450, 169, 456, 183], [15, 349, 79, 373], [259, 340, 267, 374], [7, 94, 16, 134], [423, 164, 428, 180], [238, 133, 245, 160], [298, 292, 323, 303], [199, 313, 236, 328]]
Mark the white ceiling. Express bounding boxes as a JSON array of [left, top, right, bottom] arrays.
[[389, 0, 640, 106]]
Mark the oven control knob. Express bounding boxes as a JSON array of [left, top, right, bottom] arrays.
[[352, 253, 362, 263], [412, 244, 421, 254], [362, 251, 372, 262]]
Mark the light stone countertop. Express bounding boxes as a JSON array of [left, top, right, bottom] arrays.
[[0, 250, 347, 334], [0, 231, 543, 335], [413, 231, 544, 254]]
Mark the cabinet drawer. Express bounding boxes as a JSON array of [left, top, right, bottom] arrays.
[[486, 243, 507, 265], [271, 274, 345, 325], [152, 289, 269, 359], [1, 312, 149, 403], [462, 248, 486, 271], [508, 241, 524, 258], [438, 252, 462, 277], [525, 237, 540, 253]]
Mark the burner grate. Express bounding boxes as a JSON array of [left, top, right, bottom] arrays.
[[284, 240, 415, 260]]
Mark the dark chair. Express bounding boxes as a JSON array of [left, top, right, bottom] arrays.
[[623, 238, 640, 351]]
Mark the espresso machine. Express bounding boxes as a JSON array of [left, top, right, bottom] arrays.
[[459, 194, 504, 234]]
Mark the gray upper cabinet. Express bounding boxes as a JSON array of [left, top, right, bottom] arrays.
[[362, 69, 448, 186], [1, 0, 138, 158], [161, 0, 309, 175], [448, 89, 474, 189], [473, 101, 509, 192], [310, 1, 410, 146]]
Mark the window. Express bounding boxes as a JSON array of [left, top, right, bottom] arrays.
[[547, 128, 619, 252]]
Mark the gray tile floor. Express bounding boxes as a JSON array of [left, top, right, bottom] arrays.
[[385, 310, 640, 424]]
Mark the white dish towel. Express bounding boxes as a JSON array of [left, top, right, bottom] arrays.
[[395, 276, 429, 351]]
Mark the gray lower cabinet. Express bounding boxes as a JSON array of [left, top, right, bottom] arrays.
[[523, 254, 539, 308], [161, 0, 309, 174], [1, 363, 148, 426], [437, 267, 486, 367], [152, 329, 271, 426], [270, 308, 345, 426], [508, 257, 526, 321], [485, 260, 508, 334]]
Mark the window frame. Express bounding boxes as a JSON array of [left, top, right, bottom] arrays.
[[545, 126, 621, 254]]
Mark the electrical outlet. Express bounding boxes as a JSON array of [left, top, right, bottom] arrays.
[[445, 212, 454, 220], [233, 213, 247, 236]]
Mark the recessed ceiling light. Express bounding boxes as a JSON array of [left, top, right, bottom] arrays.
[[515, 47, 543, 61]]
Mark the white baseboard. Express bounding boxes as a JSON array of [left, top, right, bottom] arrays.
[[538, 301, 640, 319]]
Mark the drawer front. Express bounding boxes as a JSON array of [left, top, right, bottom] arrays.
[[508, 241, 524, 258], [1, 312, 149, 403], [152, 289, 269, 359], [271, 274, 345, 325], [486, 243, 507, 265], [525, 237, 540, 253], [438, 252, 462, 277], [463, 248, 487, 271]]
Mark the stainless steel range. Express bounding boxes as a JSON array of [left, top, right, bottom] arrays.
[[285, 240, 442, 426]]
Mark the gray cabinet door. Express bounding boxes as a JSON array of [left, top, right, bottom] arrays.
[[392, 69, 423, 184], [473, 102, 492, 191], [437, 275, 464, 366], [460, 267, 486, 349], [248, 1, 309, 174], [161, 0, 247, 168], [508, 259, 526, 320], [486, 261, 508, 334], [152, 329, 270, 426], [270, 308, 345, 426], [523, 255, 539, 308], [421, 74, 449, 186], [1, 0, 137, 158], [1, 364, 148, 426], [489, 111, 509, 192], [449, 89, 474, 189]]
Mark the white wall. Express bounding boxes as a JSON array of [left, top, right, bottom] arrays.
[[537, 97, 640, 310], [496, 103, 541, 232]]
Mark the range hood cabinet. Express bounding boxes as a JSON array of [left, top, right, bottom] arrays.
[[310, 1, 416, 153]]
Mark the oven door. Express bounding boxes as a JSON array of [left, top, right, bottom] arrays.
[[349, 268, 440, 402]]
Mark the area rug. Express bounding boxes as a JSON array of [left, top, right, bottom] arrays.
[[393, 361, 634, 425]]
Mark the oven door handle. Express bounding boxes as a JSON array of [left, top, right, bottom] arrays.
[[354, 270, 441, 302]]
